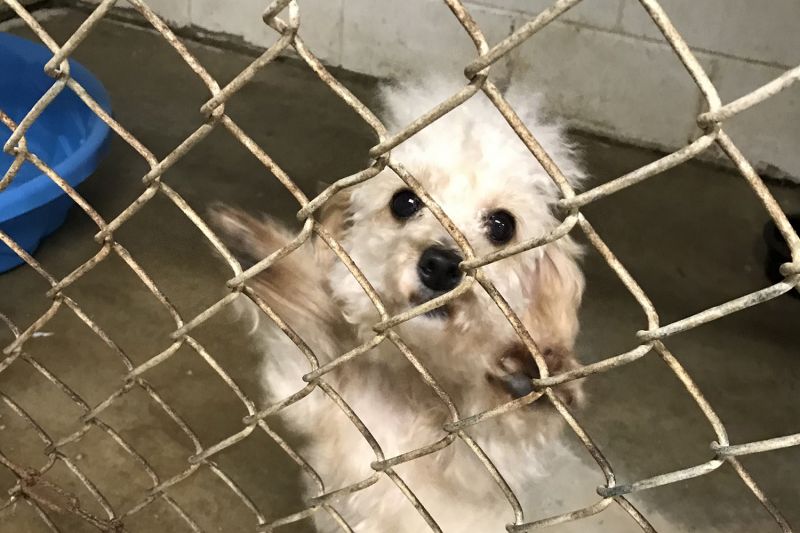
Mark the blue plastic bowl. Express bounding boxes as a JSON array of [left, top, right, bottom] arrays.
[[0, 32, 111, 273]]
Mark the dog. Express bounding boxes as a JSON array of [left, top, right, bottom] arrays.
[[212, 81, 587, 532]]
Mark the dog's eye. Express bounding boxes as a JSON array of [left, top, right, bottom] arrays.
[[486, 210, 516, 244], [390, 189, 423, 219]]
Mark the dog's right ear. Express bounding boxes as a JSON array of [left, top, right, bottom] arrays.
[[208, 202, 345, 333], [208, 202, 277, 268], [314, 181, 351, 241]]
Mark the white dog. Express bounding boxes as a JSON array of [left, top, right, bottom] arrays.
[[213, 81, 587, 532]]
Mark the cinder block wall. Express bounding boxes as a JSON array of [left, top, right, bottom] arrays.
[[85, 0, 800, 182]]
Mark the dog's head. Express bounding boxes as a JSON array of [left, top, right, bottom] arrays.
[[321, 83, 586, 410]]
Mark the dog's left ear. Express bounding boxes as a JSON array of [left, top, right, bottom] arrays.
[[522, 237, 585, 406], [524, 237, 585, 359]]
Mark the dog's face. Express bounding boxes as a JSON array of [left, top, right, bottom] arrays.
[[327, 168, 583, 410], [322, 84, 586, 411], [335, 168, 549, 329]]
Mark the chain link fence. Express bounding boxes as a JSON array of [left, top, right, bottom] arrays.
[[1, 0, 799, 531]]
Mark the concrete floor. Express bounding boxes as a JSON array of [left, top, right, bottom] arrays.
[[1, 10, 798, 533]]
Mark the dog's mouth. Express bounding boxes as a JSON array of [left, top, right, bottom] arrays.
[[423, 306, 449, 319], [409, 292, 450, 320]]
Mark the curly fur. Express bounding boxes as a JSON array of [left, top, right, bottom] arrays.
[[212, 80, 588, 532]]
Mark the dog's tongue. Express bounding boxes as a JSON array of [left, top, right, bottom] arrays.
[[496, 344, 540, 399], [500, 371, 536, 398]]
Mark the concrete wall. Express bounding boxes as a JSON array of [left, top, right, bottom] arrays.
[[82, 0, 800, 182]]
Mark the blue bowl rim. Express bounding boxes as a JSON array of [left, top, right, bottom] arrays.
[[0, 32, 112, 222]]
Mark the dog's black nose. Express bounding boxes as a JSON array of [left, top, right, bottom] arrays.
[[418, 246, 463, 292]]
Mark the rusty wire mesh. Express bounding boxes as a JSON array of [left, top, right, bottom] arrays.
[[1, 0, 799, 531]]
